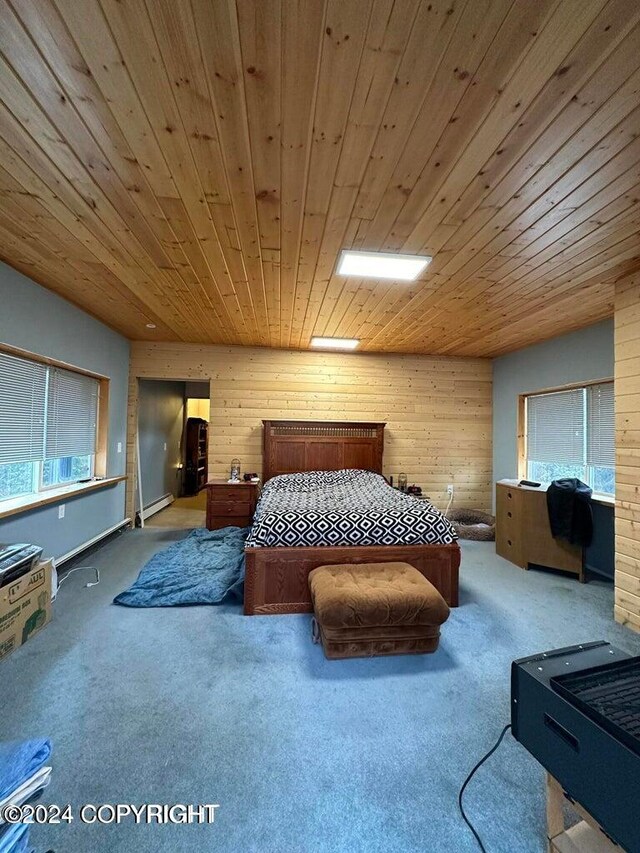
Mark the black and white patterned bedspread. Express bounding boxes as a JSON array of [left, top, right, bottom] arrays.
[[245, 469, 458, 548]]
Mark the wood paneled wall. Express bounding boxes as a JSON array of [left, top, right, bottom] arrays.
[[615, 272, 640, 633], [127, 343, 492, 519]]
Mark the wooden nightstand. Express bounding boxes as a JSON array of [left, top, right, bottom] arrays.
[[206, 480, 259, 530]]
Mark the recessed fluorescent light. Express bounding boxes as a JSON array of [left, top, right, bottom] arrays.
[[337, 250, 432, 280], [310, 337, 359, 350], [145, 323, 157, 329]]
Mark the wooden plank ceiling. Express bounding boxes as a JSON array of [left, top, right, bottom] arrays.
[[1, 0, 640, 357]]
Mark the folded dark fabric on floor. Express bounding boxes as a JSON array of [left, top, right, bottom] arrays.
[[113, 527, 248, 607], [546, 478, 593, 547], [0, 740, 51, 803]]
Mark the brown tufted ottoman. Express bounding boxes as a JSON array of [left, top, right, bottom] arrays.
[[308, 562, 450, 660]]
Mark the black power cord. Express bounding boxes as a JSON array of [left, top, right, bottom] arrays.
[[458, 723, 512, 852]]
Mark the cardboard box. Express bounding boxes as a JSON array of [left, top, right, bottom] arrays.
[[0, 560, 53, 662]]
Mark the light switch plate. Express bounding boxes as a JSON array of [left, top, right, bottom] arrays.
[[117, 442, 122, 453], [58, 504, 65, 519], [163, 442, 167, 451]]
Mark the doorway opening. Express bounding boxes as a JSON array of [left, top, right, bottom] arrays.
[[135, 378, 210, 529]]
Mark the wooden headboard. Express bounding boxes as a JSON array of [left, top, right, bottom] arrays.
[[262, 420, 385, 483]]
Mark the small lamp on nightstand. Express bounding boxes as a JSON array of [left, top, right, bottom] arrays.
[[230, 458, 241, 481]]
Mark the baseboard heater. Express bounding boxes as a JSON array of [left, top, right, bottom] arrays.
[[56, 518, 131, 566], [140, 493, 174, 521]]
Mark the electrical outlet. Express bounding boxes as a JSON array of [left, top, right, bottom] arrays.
[[117, 442, 122, 453], [447, 484, 454, 496], [58, 504, 65, 519], [163, 442, 167, 451]]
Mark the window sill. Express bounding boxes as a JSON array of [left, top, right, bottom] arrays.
[[0, 476, 127, 521], [591, 493, 615, 507], [498, 480, 614, 507]]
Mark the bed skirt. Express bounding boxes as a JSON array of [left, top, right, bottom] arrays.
[[243, 542, 461, 615]]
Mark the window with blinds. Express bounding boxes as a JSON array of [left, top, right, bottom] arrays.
[[0, 352, 47, 466], [587, 382, 615, 469], [0, 350, 101, 502], [45, 367, 98, 459], [525, 381, 614, 495]]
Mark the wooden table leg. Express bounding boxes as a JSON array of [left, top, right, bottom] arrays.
[[546, 774, 564, 852]]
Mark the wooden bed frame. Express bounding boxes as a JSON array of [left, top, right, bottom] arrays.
[[261, 419, 386, 483], [244, 419, 461, 615]]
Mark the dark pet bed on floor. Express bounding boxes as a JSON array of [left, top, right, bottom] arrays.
[[448, 509, 495, 541]]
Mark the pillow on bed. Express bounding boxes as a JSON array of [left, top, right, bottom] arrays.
[[264, 469, 374, 493]]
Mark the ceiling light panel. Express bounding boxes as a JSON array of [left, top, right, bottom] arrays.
[[310, 337, 360, 350], [337, 250, 432, 281]]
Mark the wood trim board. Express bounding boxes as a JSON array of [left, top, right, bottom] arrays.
[[614, 270, 640, 634], [0, 475, 126, 520], [0, 341, 109, 381]]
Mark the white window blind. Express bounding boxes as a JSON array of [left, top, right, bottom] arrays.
[[587, 381, 615, 468], [0, 351, 47, 465], [45, 367, 99, 459], [526, 389, 585, 464]]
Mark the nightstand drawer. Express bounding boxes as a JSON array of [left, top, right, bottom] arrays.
[[208, 515, 252, 530], [208, 500, 251, 516], [208, 486, 251, 501]]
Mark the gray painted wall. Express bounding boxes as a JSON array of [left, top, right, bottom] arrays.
[[138, 380, 185, 508], [492, 319, 615, 579], [0, 262, 130, 560], [493, 319, 614, 483]]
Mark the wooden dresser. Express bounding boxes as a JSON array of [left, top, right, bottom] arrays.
[[206, 480, 259, 531], [495, 480, 584, 581]]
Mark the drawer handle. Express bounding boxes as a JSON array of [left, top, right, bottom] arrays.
[[507, 492, 512, 499], [544, 714, 579, 753], [507, 539, 512, 546], [507, 511, 512, 518]]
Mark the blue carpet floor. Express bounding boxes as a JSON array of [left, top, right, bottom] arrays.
[[1, 529, 639, 853]]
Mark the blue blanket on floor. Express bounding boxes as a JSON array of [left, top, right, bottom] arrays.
[[0, 822, 29, 853], [113, 527, 248, 607], [0, 740, 51, 802]]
